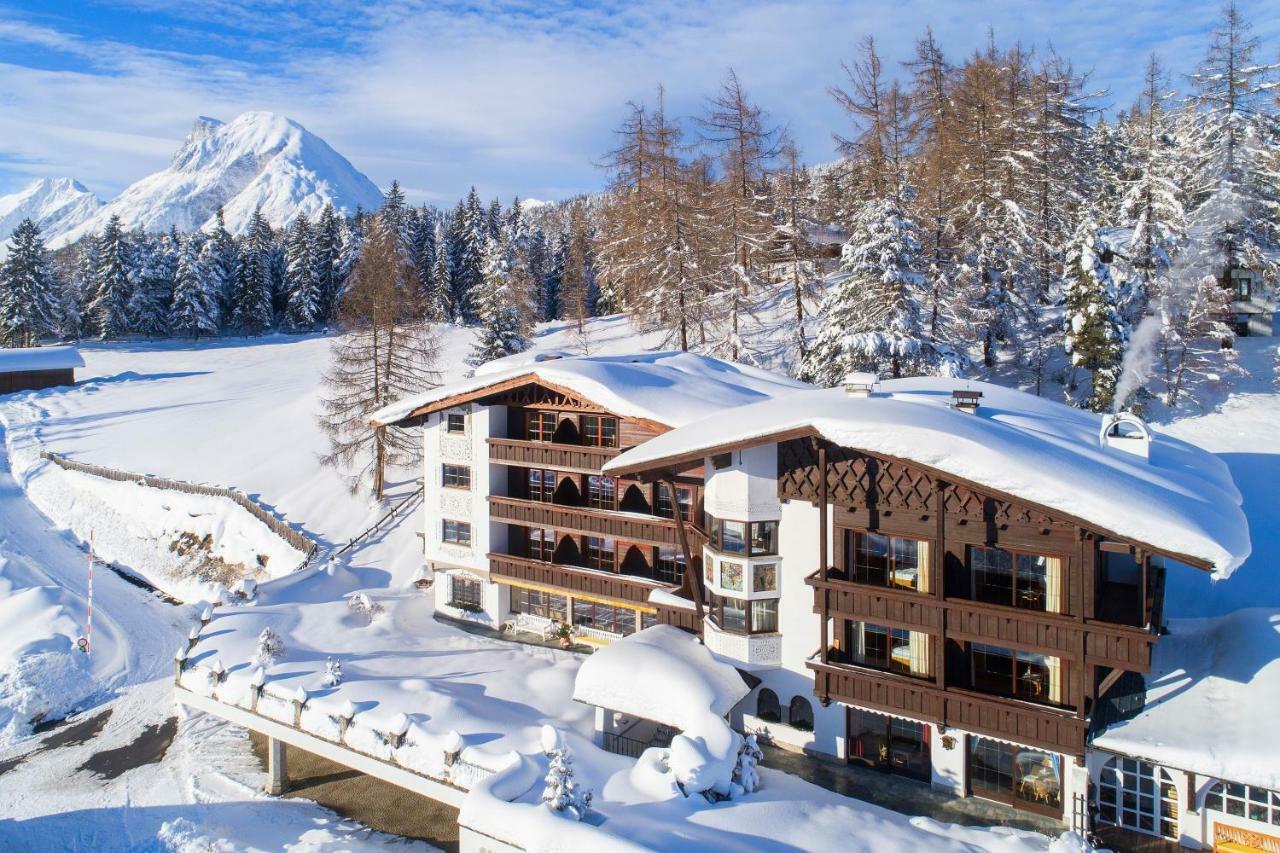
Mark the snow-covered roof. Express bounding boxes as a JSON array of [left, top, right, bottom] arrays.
[[370, 351, 810, 429], [1092, 609, 1280, 790], [0, 345, 84, 373], [606, 377, 1250, 575], [573, 625, 749, 729]]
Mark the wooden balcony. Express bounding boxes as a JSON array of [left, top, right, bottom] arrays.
[[807, 571, 1154, 672], [487, 438, 620, 474], [487, 552, 668, 605], [488, 495, 681, 547], [808, 656, 1089, 756]]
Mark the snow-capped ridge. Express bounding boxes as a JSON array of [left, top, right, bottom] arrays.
[[0, 178, 102, 253], [51, 111, 383, 247]]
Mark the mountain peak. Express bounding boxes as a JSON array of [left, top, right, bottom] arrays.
[[0, 177, 101, 252]]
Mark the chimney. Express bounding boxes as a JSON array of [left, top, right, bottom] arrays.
[[843, 371, 878, 398], [951, 389, 983, 413], [1099, 413, 1151, 461]]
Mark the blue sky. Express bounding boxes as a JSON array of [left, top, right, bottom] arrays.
[[1, 0, 1277, 206]]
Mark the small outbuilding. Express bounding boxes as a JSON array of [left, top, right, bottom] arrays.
[[0, 345, 85, 394]]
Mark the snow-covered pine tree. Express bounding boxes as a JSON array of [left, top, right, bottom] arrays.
[[312, 202, 343, 325], [90, 215, 134, 340], [208, 207, 238, 328], [802, 195, 956, 384], [451, 189, 488, 321], [542, 231, 565, 321], [732, 734, 763, 795], [427, 234, 453, 322], [486, 197, 503, 241], [321, 656, 343, 687], [129, 232, 176, 338], [1063, 217, 1129, 412], [255, 627, 284, 667], [541, 746, 591, 820], [283, 216, 320, 331], [234, 208, 275, 334], [68, 240, 100, 339], [170, 236, 219, 339], [469, 237, 530, 366], [0, 218, 57, 347]]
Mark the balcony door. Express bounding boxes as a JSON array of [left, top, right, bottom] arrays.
[[848, 708, 931, 783]]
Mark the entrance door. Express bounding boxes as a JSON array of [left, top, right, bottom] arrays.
[[1097, 756, 1179, 840], [848, 708, 931, 783]]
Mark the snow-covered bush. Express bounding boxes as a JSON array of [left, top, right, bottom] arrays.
[[321, 656, 342, 687], [255, 627, 283, 666], [542, 746, 592, 820], [732, 734, 763, 795], [347, 592, 384, 622]]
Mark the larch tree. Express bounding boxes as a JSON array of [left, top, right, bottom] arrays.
[[769, 140, 819, 367], [319, 219, 440, 500], [0, 218, 57, 347]]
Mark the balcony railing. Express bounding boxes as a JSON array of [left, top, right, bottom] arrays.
[[487, 438, 620, 474], [489, 495, 682, 546], [488, 552, 672, 605]]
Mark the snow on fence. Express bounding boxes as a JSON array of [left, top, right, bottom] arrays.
[[40, 450, 317, 562]]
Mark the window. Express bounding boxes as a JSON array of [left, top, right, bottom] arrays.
[[708, 518, 778, 556], [720, 595, 747, 633], [580, 415, 618, 448], [446, 412, 466, 433], [527, 469, 555, 502], [750, 599, 778, 633], [442, 519, 472, 546], [844, 621, 931, 678], [753, 563, 777, 593], [1205, 781, 1280, 826], [711, 452, 732, 470], [572, 599, 635, 636], [526, 411, 557, 442], [788, 696, 813, 731], [1097, 756, 1178, 839], [969, 738, 1063, 815], [655, 546, 686, 585], [527, 527, 555, 562], [656, 484, 693, 521], [844, 531, 929, 592], [586, 475, 616, 510], [709, 593, 775, 634], [849, 708, 931, 782], [970, 546, 1061, 612], [449, 576, 482, 610], [442, 464, 471, 489], [585, 536, 616, 571], [757, 688, 781, 723], [720, 560, 744, 591], [514, 588, 568, 622], [970, 643, 1063, 705]]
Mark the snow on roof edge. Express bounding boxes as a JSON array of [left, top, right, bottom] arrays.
[[0, 345, 85, 372]]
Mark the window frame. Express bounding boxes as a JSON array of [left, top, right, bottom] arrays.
[[526, 468, 556, 502], [527, 527, 555, 562], [655, 546, 686, 586], [656, 483, 694, 521], [967, 736, 1064, 817], [584, 536, 616, 571], [844, 530, 925, 591], [525, 410, 557, 442], [579, 415, 619, 448], [449, 576, 482, 610], [969, 642, 1061, 705], [442, 463, 471, 489], [968, 544, 1059, 612], [442, 518, 472, 547], [445, 412, 466, 434], [706, 516, 778, 556], [586, 475, 617, 511], [1204, 781, 1280, 826], [708, 592, 778, 635]]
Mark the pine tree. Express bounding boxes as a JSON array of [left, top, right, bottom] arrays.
[[0, 219, 57, 347], [234, 208, 275, 334], [129, 232, 175, 338], [542, 231, 565, 322], [284, 216, 320, 330], [732, 734, 763, 795], [469, 237, 530, 366], [208, 207, 238, 327], [170, 236, 218, 339], [803, 196, 958, 384], [541, 746, 591, 820], [90, 215, 133, 340], [429, 235, 453, 322], [451, 189, 487, 321], [1063, 217, 1129, 412], [312, 202, 343, 324]]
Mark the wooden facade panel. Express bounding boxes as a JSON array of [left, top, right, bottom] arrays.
[[809, 576, 945, 631], [489, 496, 680, 546], [809, 660, 944, 723], [0, 368, 74, 394], [1085, 629, 1153, 671], [487, 438, 620, 473], [487, 553, 665, 605], [943, 692, 1088, 755]]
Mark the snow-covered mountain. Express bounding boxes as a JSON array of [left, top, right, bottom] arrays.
[[0, 177, 101, 250], [54, 112, 384, 247]]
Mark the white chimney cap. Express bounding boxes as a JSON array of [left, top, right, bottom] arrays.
[[843, 372, 878, 397], [1099, 413, 1151, 461]]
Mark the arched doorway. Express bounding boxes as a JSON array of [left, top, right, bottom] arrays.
[[788, 696, 814, 732], [756, 689, 781, 723], [1097, 756, 1179, 840]]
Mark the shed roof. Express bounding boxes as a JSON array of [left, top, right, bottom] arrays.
[[0, 345, 85, 372]]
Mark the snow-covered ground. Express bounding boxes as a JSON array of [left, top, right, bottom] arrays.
[[0, 320, 1275, 851]]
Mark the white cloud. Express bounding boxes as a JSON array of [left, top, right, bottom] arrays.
[[1, 0, 1277, 205]]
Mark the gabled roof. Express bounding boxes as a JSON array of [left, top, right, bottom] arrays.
[[369, 351, 810, 429], [0, 345, 84, 373], [606, 377, 1251, 576]]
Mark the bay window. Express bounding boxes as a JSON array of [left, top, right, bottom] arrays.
[[707, 516, 778, 556], [708, 593, 778, 635]]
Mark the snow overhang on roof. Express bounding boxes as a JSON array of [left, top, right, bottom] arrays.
[[573, 625, 750, 729], [606, 377, 1251, 577], [369, 351, 811, 429], [0, 345, 85, 373]]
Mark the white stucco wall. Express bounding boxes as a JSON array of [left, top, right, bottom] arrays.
[[703, 444, 781, 521], [422, 404, 497, 576]]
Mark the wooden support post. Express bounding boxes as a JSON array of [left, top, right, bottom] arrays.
[[933, 479, 946, 689], [668, 478, 706, 626], [267, 736, 287, 795], [1076, 529, 1089, 719], [818, 442, 829, 664]]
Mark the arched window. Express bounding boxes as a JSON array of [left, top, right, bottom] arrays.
[[788, 696, 814, 732], [1204, 781, 1280, 826], [1097, 756, 1178, 840], [756, 689, 780, 723]]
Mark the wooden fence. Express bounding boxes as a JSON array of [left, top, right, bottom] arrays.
[[40, 450, 317, 561]]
